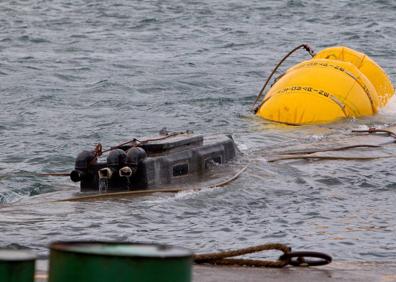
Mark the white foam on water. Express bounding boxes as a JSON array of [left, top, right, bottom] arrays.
[[379, 94, 396, 115]]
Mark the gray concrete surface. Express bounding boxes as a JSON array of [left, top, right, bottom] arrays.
[[35, 260, 396, 282], [193, 262, 396, 282]]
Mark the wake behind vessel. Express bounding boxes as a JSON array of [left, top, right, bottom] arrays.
[[70, 130, 237, 193]]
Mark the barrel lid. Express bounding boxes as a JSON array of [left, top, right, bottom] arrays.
[[50, 242, 192, 258], [0, 250, 36, 261]]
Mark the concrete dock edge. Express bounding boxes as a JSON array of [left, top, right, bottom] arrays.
[[35, 260, 396, 282]]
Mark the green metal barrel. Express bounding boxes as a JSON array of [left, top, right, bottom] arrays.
[[48, 241, 192, 282], [0, 250, 36, 282]]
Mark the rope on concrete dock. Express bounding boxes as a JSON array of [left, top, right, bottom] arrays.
[[194, 243, 291, 268], [194, 243, 332, 268]]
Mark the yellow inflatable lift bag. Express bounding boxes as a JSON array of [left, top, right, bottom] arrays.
[[256, 46, 394, 125]]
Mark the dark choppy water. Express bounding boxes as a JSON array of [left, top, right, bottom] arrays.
[[1, 0, 396, 261]]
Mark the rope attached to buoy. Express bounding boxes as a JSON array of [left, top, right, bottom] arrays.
[[252, 44, 316, 113]]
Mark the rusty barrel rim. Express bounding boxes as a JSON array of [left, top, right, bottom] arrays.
[[49, 241, 192, 258]]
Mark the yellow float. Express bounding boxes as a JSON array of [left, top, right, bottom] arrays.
[[254, 46, 394, 125]]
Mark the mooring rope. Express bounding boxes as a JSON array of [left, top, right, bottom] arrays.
[[268, 154, 394, 162], [352, 127, 396, 138], [267, 127, 396, 162], [194, 243, 291, 268], [276, 144, 381, 155], [193, 243, 332, 267]]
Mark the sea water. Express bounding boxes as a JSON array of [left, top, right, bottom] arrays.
[[0, 0, 395, 260]]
